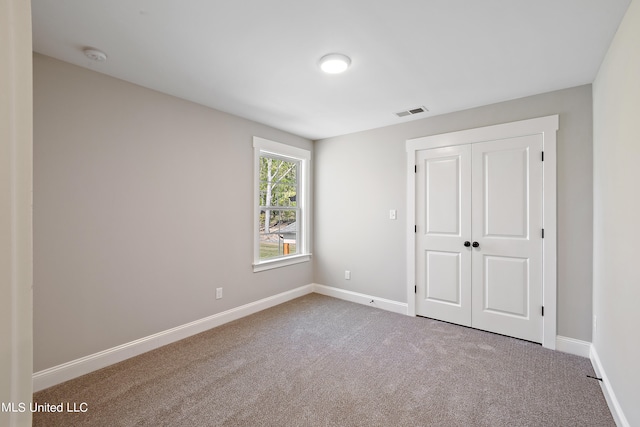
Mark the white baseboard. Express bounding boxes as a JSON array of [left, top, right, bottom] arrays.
[[34, 282, 611, 409], [590, 346, 630, 427], [33, 284, 314, 392], [312, 283, 408, 315], [555, 336, 591, 358], [33, 284, 405, 391]]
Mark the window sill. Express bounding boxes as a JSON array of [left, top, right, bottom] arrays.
[[253, 254, 312, 272]]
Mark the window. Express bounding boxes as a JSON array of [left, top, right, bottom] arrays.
[[253, 137, 310, 272]]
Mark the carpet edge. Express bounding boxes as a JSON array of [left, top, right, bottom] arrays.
[[33, 284, 315, 392], [312, 283, 408, 315], [591, 345, 631, 427]]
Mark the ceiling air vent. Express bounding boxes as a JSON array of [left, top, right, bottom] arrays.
[[395, 106, 429, 118]]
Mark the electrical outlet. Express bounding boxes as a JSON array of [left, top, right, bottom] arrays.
[[345, 270, 351, 280], [216, 287, 223, 300]]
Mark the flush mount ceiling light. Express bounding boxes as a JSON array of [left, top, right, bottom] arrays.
[[83, 48, 107, 62], [319, 53, 351, 74]]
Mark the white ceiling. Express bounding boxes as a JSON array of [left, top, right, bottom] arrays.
[[32, 0, 630, 140]]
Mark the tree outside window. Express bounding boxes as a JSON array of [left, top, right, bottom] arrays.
[[253, 137, 310, 271], [259, 156, 299, 259]]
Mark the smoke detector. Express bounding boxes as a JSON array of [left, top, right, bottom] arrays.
[[83, 48, 107, 62]]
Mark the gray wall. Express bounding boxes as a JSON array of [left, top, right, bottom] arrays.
[[1, 1, 33, 425], [315, 85, 594, 342], [593, 0, 640, 424], [33, 54, 313, 372]]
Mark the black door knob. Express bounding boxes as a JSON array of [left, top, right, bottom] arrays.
[[472, 241, 480, 248], [464, 241, 471, 247]]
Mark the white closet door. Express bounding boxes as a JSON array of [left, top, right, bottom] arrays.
[[415, 145, 472, 326], [470, 135, 544, 342]]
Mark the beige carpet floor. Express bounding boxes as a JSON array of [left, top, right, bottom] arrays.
[[33, 293, 614, 426]]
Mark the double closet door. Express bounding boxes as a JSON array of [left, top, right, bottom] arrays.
[[415, 134, 543, 343]]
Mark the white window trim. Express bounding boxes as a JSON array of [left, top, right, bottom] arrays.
[[253, 137, 311, 272]]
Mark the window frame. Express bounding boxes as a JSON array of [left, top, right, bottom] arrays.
[[253, 137, 311, 272]]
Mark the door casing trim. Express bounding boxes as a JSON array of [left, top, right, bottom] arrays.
[[406, 115, 558, 349]]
